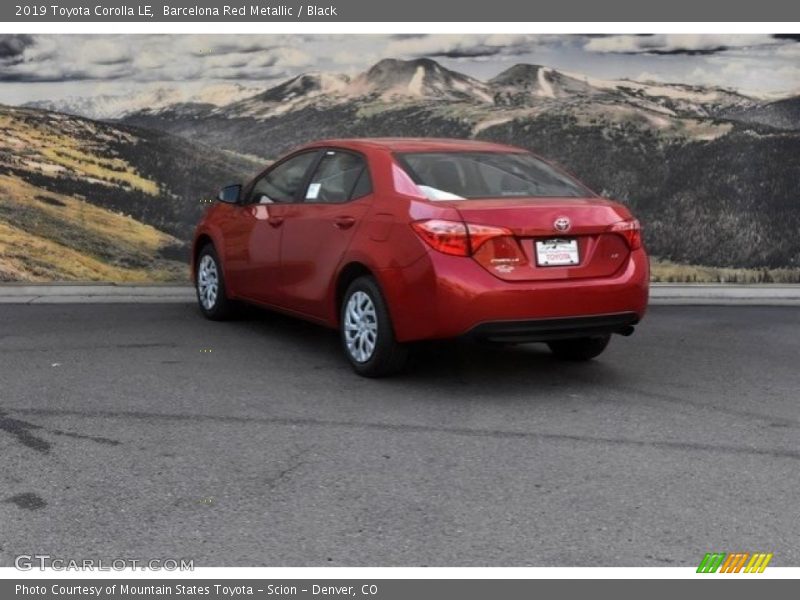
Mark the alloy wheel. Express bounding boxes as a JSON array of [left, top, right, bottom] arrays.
[[344, 290, 378, 363], [197, 254, 219, 310]]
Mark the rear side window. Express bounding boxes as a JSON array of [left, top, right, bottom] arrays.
[[250, 151, 318, 203], [304, 151, 370, 203], [397, 151, 588, 200], [349, 168, 372, 200]]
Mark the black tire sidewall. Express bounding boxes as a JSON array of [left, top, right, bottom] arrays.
[[340, 276, 407, 377], [195, 244, 231, 320]]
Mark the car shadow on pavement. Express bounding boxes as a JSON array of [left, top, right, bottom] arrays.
[[219, 304, 627, 394]]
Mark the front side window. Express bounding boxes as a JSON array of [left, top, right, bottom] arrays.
[[249, 151, 318, 203], [397, 151, 589, 200], [304, 151, 370, 203]]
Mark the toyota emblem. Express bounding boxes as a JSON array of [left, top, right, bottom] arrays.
[[554, 217, 571, 232]]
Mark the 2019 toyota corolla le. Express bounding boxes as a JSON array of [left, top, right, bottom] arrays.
[[192, 138, 649, 377]]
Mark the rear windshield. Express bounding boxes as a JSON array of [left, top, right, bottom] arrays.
[[397, 151, 589, 200]]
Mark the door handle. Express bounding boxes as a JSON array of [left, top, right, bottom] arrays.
[[334, 216, 356, 230], [267, 216, 284, 228]]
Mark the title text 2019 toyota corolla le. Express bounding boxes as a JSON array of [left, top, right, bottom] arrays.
[[193, 138, 649, 376]]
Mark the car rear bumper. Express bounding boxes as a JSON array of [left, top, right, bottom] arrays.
[[378, 247, 649, 342], [465, 312, 639, 343]]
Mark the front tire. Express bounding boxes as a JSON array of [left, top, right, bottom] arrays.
[[195, 244, 236, 320], [547, 335, 611, 361], [340, 276, 409, 377]]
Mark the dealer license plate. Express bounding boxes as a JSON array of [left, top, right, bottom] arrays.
[[535, 238, 580, 266]]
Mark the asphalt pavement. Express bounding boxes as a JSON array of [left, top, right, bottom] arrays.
[[0, 303, 798, 566]]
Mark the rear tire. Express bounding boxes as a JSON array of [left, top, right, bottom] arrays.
[[340, 276, 409, 377], [195, 244, 236, 320], [547, 335, 611, 361]]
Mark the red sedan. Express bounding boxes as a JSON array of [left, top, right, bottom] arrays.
[[193, 138, 649, 376]]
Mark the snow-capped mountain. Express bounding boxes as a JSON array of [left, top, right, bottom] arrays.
[[585, 76, 757, 117], [24, 83, 262, 120], [212, 59, 759, 122], [221, 72, 351, 119], [350, 58, 493, 103], [118, 57, 793, 168], [488, 63, 757, 116], [28, 58, 772, 124], [490, 64, 600, 101], [220, 59, 493, 120]]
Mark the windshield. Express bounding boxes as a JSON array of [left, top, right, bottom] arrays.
[[397, 151, 590, 200]]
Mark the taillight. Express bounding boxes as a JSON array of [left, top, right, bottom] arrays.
[[411, 219, 526, 265], [411, 219, 470, 256], [466, 223, 513, 252], [609, 219, 642, 250]]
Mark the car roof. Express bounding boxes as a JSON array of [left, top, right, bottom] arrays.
[[300, 137, 527, 154]]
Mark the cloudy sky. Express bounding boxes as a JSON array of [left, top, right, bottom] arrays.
[[1, 33, 800, 104]]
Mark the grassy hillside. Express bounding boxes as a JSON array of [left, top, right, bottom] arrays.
[[0, 105, 257, 281], [0, 177, 182, 281], [650, 259, 800, 283]]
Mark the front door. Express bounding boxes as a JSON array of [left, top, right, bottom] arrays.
[[223, 150, 319, 305]]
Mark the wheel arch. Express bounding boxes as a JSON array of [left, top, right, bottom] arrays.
[[193, 233, 215, 272], [334, 261, 375, 322], [192, 231, 235, 299]]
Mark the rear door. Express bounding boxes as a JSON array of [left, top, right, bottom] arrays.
[[278, 149, 373, 320]]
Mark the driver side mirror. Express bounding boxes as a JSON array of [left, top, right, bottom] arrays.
[[217, 184, 242, 204]]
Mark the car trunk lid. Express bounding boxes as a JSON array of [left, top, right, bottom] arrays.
[[444, 197, 634, 281]]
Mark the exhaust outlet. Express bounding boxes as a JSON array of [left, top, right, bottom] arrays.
[[617, 325, 635, 337]]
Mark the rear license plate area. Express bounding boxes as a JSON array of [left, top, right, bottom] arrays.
[[535, 238, 580, 266]]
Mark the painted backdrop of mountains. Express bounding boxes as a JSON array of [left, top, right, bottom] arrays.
[[3, 57, 800, 282]]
